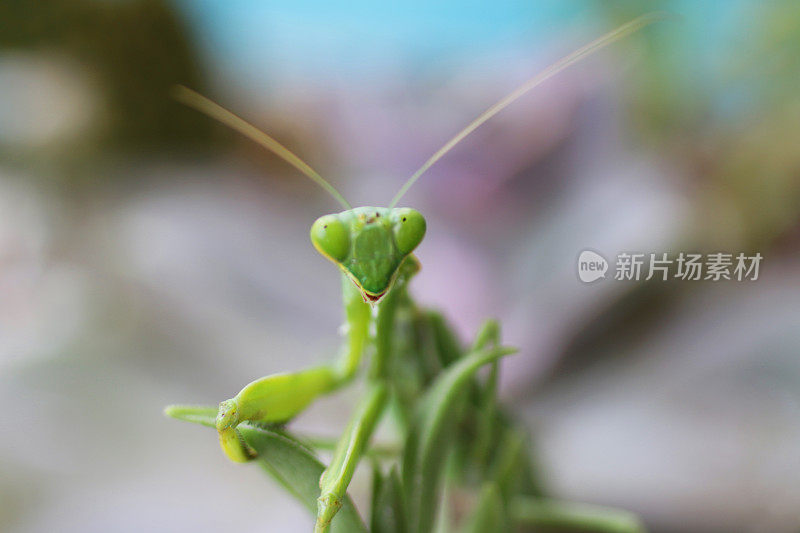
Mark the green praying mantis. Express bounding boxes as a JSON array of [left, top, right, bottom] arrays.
[[166, 13, 667, 533]]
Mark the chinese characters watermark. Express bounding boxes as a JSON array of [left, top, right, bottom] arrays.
[[578, 251, 762, 283]]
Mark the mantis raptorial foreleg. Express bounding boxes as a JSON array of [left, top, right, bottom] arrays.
[[216, 274, 371, 463], [316, 383, 388, 533], [315, 259, 417, 531]]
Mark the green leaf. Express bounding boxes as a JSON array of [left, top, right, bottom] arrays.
[[402, 345, 517, 533], [370, 465, 407, 533], [165, 405, 368, 533], [488, 429, 526, 498], [511, 497, 646, 533], [463, 484, 506, 533], [427, 311, 463, 367]]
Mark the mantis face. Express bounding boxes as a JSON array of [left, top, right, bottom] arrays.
[[311, 206, 426, 302]]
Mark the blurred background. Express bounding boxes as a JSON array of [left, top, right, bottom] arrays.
[[1, 1, 799, 531]]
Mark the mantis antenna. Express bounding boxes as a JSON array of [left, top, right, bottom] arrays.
[[388, 12, 670, 208], [173, 85, 352, 210]]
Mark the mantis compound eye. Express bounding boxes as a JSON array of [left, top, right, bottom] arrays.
[[392, 208, 426, 255], [310, 215, 350, 262]]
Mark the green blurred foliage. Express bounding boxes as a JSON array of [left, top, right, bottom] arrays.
[[0, 0, 213, 154], [600, 0, 800, 251]]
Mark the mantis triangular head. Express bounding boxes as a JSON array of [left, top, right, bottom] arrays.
[[310, 206, 425, 301]]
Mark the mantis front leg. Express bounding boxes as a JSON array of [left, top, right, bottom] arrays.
[[314, 264, 413, 531], [316, 383, 388, 532], [216, 274, 371, 462]]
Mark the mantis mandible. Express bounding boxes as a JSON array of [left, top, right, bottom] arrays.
[[166, 14, 665, 533]]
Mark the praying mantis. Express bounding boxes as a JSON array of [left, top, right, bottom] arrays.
[[166, 13, 666, 533]]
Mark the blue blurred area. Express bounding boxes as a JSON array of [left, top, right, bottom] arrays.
[[178, 0, 595, 82], [177, 0, 764, 124], [175, 2, 711, 72]]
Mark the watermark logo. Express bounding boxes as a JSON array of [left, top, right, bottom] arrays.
[[577, 250, 762, 283], [577, 250, 609, 283]]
